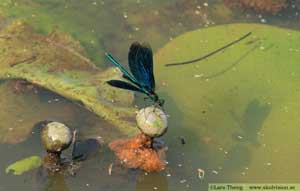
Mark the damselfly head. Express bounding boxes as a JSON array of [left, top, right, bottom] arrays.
[[149, 93, 164, 107], [156, 98, 165, 108]]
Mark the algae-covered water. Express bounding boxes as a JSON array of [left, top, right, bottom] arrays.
[[0, 0, 300, 191]]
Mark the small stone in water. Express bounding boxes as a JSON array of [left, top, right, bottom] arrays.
[[194, 74, 203, 78], [261, 19, 266, 23], [212, 170, 219, 175], [195, 10, 200, 15], [197, 168, 205, 180], [180, 179, 187, 184], [41, 122, 72, 153]]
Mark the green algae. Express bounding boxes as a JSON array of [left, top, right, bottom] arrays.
[[0, 0, 216, 66], [0, 19, 138, 140], [154, 23, 300, 180], [5, 155, 42, 175], [0, 0, 105, 64]]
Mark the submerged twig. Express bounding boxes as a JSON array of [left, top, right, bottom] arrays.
[[72, 129, 78, 145], [45, 38, 98, 70], [0, 35, 11, 40], [165, 32, 252, 67], [108, 163, 113, 175], [9, 55, 37, 67]]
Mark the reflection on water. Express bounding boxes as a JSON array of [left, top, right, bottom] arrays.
[[0, 0, 299, 191], [35, 169, 70, 191]]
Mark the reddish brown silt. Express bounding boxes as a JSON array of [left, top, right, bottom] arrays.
[[109, 133, 167, 172]]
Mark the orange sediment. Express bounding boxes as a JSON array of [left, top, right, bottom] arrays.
[[109, 133, 166, 172]]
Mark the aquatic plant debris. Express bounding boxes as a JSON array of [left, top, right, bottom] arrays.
[[109, 133, 167, 172], [0, 18, 138, 137], [5, 156, 42, 175]]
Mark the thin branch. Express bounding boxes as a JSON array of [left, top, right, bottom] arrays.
[[0, 35, 11, 40], [9, 55, 37, 67], [165, 32, 252, 67], [45, 38, 98, 70]]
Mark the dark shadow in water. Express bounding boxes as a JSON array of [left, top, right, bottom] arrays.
[[44, 172, 70, 191], [223, 99, 272, 173], [222, 144, 252, 173], [231, 99, 272, 146], [34, 168, 70, 191], [205, 44, 260, 80], [72, 138, 100, 162]]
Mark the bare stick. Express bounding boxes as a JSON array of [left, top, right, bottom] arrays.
[[9, 55, 37, 67], [165, 32, 252, 67]]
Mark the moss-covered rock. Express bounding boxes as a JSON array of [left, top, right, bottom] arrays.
[[136, 106, 168, 138], [41, 122, 72, 153]]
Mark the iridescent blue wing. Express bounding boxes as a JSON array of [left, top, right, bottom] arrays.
[[107, 80, 144, 93], [128, 42, 155, 91], [105, 52, 139, 85]]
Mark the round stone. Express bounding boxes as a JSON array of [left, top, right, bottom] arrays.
[[41, 122, 73, 153], [136, 106, 168, 137]]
